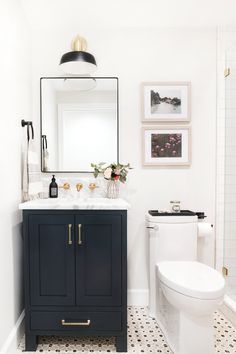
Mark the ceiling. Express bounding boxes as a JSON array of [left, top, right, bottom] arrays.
[[20, 0, 236, 30]]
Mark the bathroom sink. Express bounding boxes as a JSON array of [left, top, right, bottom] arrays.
[[19, 197, 130, 210]]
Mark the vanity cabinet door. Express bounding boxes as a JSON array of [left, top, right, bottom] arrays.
[[28, 214, 75, 306], [75, 214, 122, 307]]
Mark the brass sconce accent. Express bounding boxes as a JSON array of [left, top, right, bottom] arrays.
[[59, 182, 70, 190], [71, 34, 87, 51], [88, 183, 99, 191], [76, 183, 83, 192]]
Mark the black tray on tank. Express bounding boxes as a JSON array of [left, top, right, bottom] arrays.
[[148, 210, 197, 217]]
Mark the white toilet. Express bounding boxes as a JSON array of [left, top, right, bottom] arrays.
[[147, 213, 225, 354]]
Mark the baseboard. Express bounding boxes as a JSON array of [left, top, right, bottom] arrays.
[[128, 289, 149, 306], [0, 310, 25, 354]]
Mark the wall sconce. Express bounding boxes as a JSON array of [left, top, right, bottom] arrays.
[[59, 34, 97, 75]]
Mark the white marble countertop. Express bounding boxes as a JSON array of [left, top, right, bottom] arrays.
[[19, 197, 130, 210]]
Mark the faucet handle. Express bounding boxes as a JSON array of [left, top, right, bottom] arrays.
[[88, 182, 99, 191], [59, 182, 70, 190], [76, 183, 83, 192]]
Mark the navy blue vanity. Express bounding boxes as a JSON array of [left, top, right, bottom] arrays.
[[22, 206, 127, 352]]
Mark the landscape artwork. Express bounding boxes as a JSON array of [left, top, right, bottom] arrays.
[[142, 82, 190, 122], [151, 90, 182, 114]]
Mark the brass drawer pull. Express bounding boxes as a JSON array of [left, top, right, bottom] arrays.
[[68, 224, 72, 245], [61, 319, 91, 326], [78, 224, 82, 245]]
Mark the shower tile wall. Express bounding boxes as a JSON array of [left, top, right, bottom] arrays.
[[216, 27, 226, 274], [225, 47, 236, 291], [216, 27, 236, 293]]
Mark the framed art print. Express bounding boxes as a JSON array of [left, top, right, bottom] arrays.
[[142, 126, 191, 166], [142, 82, 191, 122]]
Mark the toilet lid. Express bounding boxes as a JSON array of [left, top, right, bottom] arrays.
[[158, 261, 225, 300]]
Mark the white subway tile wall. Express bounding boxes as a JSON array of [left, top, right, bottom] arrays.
[[216, 28, 236, 295]]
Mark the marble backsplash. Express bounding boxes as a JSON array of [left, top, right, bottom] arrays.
[[41, 175, 128, 200]]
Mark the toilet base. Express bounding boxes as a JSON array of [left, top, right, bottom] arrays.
[[154, 311, 215, 354], [179, 312, 214, 354], [153, 288, 215, 354]]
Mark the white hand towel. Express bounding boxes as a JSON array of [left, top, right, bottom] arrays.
[[23, 139, 43, 201]]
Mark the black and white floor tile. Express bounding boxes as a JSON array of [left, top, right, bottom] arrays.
[[19, 307, 236, 353], [214, 311, 236, 353]]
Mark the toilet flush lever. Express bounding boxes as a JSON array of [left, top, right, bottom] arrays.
[[147, 226, 159, 230]]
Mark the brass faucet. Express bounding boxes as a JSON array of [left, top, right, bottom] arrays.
[[88, 183, 99, 191], [76, 183, 83, 192], [59, 182, 70, 190]]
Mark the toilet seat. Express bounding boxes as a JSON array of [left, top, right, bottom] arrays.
[[158, 261, 225, 300]]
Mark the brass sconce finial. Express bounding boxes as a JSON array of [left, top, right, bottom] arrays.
[[71, 34, 87, 52]]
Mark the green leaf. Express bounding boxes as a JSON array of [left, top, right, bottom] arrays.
[[94, 170, 99, 178]]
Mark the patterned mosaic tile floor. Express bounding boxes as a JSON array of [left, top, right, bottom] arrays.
[[18, 307, 236, 353]]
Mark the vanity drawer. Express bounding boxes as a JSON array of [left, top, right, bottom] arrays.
[[30, 311, 122, 331]]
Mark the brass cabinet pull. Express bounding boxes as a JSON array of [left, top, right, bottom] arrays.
[[61, 319, 90, 326], [78, 224, 82, 245], [68, 224, 72, 245]]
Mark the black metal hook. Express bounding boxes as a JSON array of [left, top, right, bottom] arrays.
[[21, 119, 34, 141]]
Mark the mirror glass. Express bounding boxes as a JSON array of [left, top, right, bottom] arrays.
[[40, 77, 118, 172]]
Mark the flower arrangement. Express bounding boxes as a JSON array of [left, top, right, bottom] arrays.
[[91, 162, 132, 183]]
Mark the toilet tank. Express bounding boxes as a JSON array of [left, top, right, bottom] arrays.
[[147, 215, 198, 264]]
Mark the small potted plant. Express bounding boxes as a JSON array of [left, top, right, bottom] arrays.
[[91, 162, 132, 199]]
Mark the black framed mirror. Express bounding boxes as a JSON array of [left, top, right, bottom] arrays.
[[40, 77, 119, 173]]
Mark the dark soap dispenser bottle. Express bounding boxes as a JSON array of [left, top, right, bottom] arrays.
[[49, 175, 58, 198]]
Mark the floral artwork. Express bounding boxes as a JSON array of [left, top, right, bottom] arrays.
[[142, 126, 191, 166], [151, 133, 182, 158]]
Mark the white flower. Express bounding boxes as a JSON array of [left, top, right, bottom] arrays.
[[115, 168, 121, 175], [104, 167, 112, 179]]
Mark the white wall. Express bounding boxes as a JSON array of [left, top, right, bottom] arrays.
[[31, 27, 217, 303], [0, 0, 31, 352]]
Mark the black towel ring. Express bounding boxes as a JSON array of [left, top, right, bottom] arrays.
[[21, 119, 34, 141]]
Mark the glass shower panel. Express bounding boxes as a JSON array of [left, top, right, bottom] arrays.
[[224, 43, 236, 300]]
